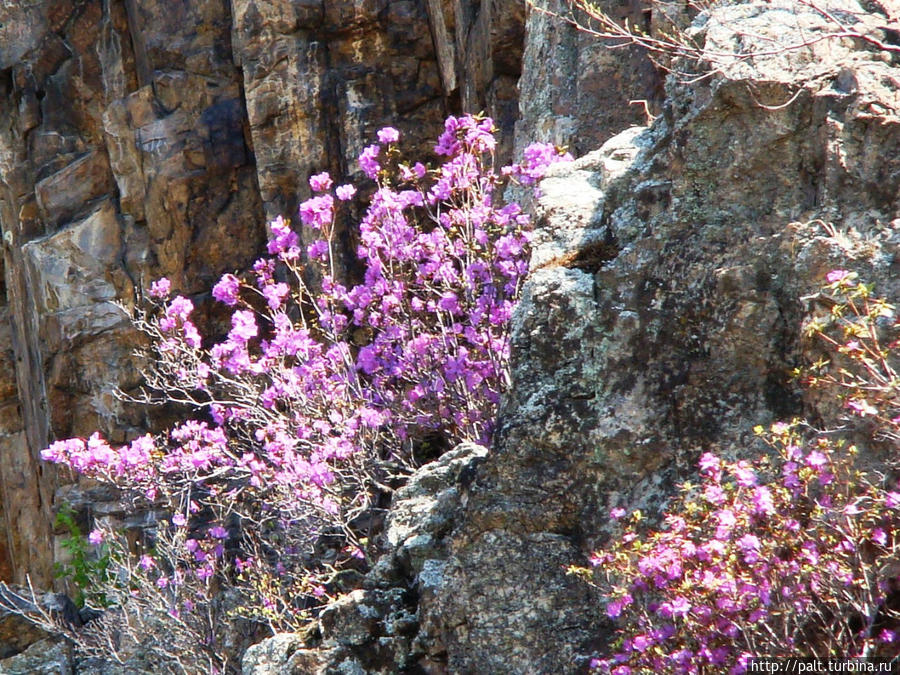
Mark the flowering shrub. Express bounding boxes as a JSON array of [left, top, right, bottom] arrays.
[[37, 116, 570, 672], [576, 270, 900, 673]]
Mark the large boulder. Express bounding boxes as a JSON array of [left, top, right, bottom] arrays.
[[428, 0, 900, 671]]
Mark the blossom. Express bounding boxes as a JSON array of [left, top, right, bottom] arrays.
[[229, 310, 258, 343], [734, 462, 757, 487], [299, 194, 334, 229], [377, 127, 400, 144], [209, 525, 228, 540], [88, 529, 105, 545], [752, 486, 775, 516], [805, 450, 828, 470], [213, 273, 241, 306], [698, 452, 721, 475], [826, 269, 851, 284], [358, 144, 380, 179], [149, 277, 171, 299], [267, 215, 299, 255], [309, 171, 332, 192], [737, 533, 761, 563], [335, 184, 356, 201], [262, 282, 290, 310], [607, 593, 632, 618], [508, 141, 573, 185], [847, 398, 878, 416]]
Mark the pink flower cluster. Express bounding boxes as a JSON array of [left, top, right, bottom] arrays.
[[586, 422, 900, 673], [40, 115, 571, 646]]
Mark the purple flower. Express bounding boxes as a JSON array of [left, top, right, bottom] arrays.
[[437, 292, 460, 314], [139, 555, 155, 571], [299, 194, 334, 229], [213, 274, 241, 306], [335, 184, 357, 201], [267, 215, 299, 255], [826, 269, 851, 284], [734, 462, 757, 487], [805, 450, 828, 470], [716, 509, 737, 536], [209, 525, 228, 540], [737, 533, 761, 563], [172, 513, 187, 527], [753, 486, 775, 516], [41, 438, 84, 464], [699, 452, 721, 475], [309, 171, 333, 192], [149, 277, 171, 299], [631, 634, 652, 652], [358, 144, 381, 179], [660, 596, 691, 618], [508, 141, 573, 185], [377, 127, 400, 144], [88, 529, 105, 545], [307, 239, 329, 261], [262, 282, 290, 310], [229, 310, 258, 343], [357, 345, 379, 374], [607, 593, 632, 618], [166, 296, 194, 322], [704, 484, 726, 505]]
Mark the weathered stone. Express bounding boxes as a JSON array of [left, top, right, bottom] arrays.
[[241, 633, 306, 675], [514, 0, 664, 158], [0, 638, 72, 675], [382, 442, 488, 574], [34, 150, 113, 230], [423, 1, 900, 671], [0, 0, 545, 595], [0, 589, 79, 661]]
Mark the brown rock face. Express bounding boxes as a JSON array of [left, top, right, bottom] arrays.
[[0, 0, 556, 589]]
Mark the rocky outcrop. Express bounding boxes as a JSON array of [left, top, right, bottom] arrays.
[[6, 0, 897, 672], [426, 1, 900, 671], [514, 0, 664, 157], [0, 0, 536, 590], [242, 443, 488, 674]]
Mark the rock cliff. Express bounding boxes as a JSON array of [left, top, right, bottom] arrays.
[[0, 0, 656, 592], [244, 0, 900, 672], [4, 0, 898, 672]]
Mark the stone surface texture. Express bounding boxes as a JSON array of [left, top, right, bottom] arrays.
[[245, 0, 900, 672], [431, 1, 900, 672], [2, 0, 899, 672], [0, 0, 544, 592]]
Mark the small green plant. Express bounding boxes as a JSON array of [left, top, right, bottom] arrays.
[[53, 505, 110, 609]]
